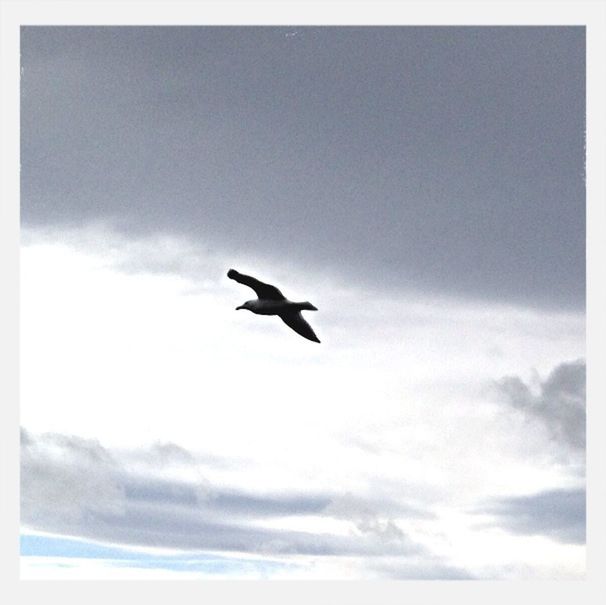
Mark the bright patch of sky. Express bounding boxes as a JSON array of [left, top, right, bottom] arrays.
[[20, 225, 585, 579]]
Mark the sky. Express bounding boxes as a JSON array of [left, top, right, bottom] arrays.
[[19, 26, 586, 580]]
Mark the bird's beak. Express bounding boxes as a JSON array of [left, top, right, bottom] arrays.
[[235, 305, 244, 310]]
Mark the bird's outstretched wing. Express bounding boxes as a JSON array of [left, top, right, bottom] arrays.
[[227, 269, 286, 300], [279, 311, 320, 343], [228, 268, 321, 343]]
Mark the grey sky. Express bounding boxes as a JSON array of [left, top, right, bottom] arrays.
[[20, 26, 585, 309]]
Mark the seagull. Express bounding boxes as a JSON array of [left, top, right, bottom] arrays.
[[227, 269, 320, 343]]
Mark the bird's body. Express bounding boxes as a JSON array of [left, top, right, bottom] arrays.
[[237, 299, 317, 315], [228, 269, 320, 343]]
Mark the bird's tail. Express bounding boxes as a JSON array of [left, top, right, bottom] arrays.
[[298, 301, 318, 311]]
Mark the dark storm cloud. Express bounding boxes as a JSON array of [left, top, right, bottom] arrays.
[[480, 488, 585, 544], [494, 359, 585, 451], [21, 26, 585, 309], [20, 429, 425, 558]]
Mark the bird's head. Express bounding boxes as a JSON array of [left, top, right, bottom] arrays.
[[236, 300, 253, 311]]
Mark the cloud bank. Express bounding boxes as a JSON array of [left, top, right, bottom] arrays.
[[21, 428, 451, 575], [20, 26, 585, 309]]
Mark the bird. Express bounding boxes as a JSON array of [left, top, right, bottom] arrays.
[[227, 269, 320, 343]]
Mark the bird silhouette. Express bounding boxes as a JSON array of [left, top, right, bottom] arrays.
[[227, 269, 320, 343]]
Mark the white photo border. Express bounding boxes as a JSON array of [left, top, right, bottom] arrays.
[[1, 1, 604, 603]]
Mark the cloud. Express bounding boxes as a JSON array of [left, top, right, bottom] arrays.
[[479, 488, 585, 544], [18, 230, 587, 579], [20, 27, 585, 309], [20, 532, 475, 580], [20, 429, 126, 524], [20, 429, 425, 560], [20, 533, 297, 579], [325, 492, 432, 545], [369, 558, 475, 580], [494, 359, 585, 451], [147, 441, 197, 464], [20, 223, 226, 291]]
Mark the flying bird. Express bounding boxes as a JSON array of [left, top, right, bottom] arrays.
[[227, 269, 320, 343]]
